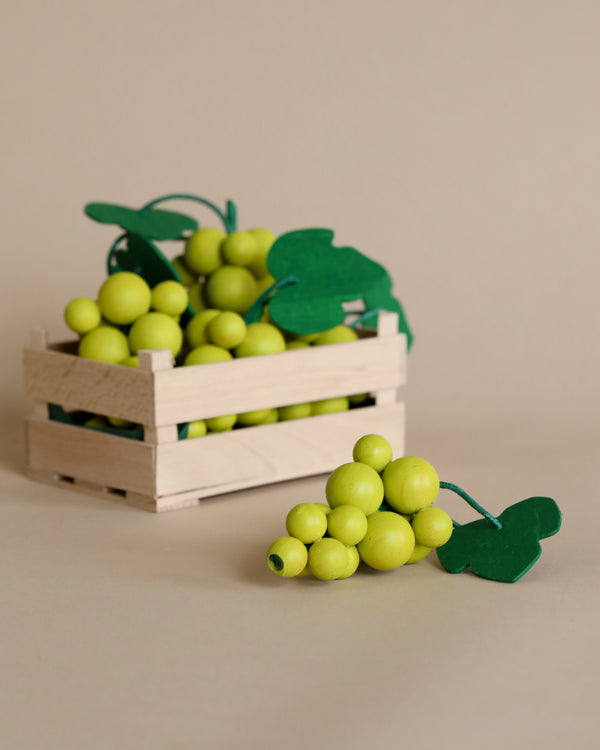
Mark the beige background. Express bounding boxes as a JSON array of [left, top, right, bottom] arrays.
[[1, 1, 598, 748]]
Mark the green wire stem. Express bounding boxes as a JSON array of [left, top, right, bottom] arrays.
[[348, 308, 381, 330], [106, 232, 129, 275], [243, 275, 300, 324], [439, 481, 503, 530], [139, 193, 237, 233]]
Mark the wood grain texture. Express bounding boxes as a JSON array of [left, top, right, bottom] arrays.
[[138, 349, 178, 443], [25, 403, 405, 512], [23, 313, 407, 511], [154, 402, 405, 498], [152, 333, 407, 425], [23, 346, 154, 423], [25, 418, 156, 496]]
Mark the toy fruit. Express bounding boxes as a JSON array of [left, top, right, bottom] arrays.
[[352, 433, 393, 473], [64, 297, 102, 335], [382, 456, 440, 514], [128, 312, 183, 357], [286, 503, 328, 544], [325, 462, 384, 515], [267, 537, 309, 577], [357, 511, 415, 570], [308, 538, 350, 580], [266, 434, 562, 583], [78, 326, 130, 364], [61, 192, 413, 440], [97, 271, 151, 325]]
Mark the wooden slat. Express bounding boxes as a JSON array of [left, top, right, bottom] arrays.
[[374, 312, 400, 406], [22, 347, 154, 424], [153, 333, 407, 425], [154, 401, 405, 498], [28, 327, 50, 418], [25, 418, 156, 496], [138, 349, 178, 444]]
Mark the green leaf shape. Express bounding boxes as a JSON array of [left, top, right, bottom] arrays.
[[266, 228, 413, 341], [108, 233, 194, 324], [436, 497, 562, 582], [85, 202, 198, 241]]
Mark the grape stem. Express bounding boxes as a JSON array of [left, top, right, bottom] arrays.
[[348, 308, 381, 330], [439, 481, 503, 530], [106, 232, 130, 275], [139, 193, 237, 233], [243, 275, 300, 324]]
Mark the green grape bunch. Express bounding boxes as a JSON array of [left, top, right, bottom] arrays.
[[266, 434, 454, 581], [62, 194, 402, 439], [267, 433, 563, 583]]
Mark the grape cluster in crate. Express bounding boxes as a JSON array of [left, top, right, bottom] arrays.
[[62, 194, 413, 438]]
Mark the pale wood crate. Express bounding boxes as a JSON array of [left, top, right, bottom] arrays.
[[23, 312, 407, 512]]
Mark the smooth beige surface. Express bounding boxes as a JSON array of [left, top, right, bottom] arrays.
[[1, 2, 598, 748]]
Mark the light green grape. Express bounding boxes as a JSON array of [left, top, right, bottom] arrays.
[[206, 311, 247, 349], [108, 416, 134, 428], [382, 456, 440, 514], [286, 503, 328, 544], [184, 344, 232, 366], [352, 434, 393, 473], [313, 502, 332, 516], [311, 397, 349, 415], [257, 408, 279, 424], [64, 297, 102, 335], [128, 312, 183, 358], [405, 543, 433, 564], [357, 512, 415, 571], [278, 403, 311, 421], [83, 416, 108, 428], [186, 309, 221, 347], [220, 231, 258, 266], [205, 414, 237, 432], [293, 332, 321, 343], [97, 271, 151, 325], [267, 536, 308, 577], [79, 326, 130, 364], [308, 538, 349, 580], [339, 545, 361, 578], [327, 505, 368, 546], [204, 265, 257, 313], [119, 355, 139, 368], [237, 408, 273, 426], [151, 280, 189, 316], [325, 462, 384, 515], [188, 282, 207, 313], [184, 227, 226, 275], [411, 507, 453, 548], [171, 254, 197, 286], [313, 325, 358, 346], [187, 420, 207, 438], [285, 340, 310, 351], [247, 228, 276, 279], [233, 322, 286, 357]]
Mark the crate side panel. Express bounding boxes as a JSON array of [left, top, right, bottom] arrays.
[[154, 334, 407, 425], [23, 348, 153, 423], [26, 418, 156, 496], [154, 402, 405, 497]]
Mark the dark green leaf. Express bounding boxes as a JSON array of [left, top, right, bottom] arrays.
[[85, 202, 198, 240], [266, 229, 412, 341], [436, 497, 562, 582]]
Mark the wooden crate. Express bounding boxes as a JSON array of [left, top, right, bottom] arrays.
[[23, 312, 407, 512]]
